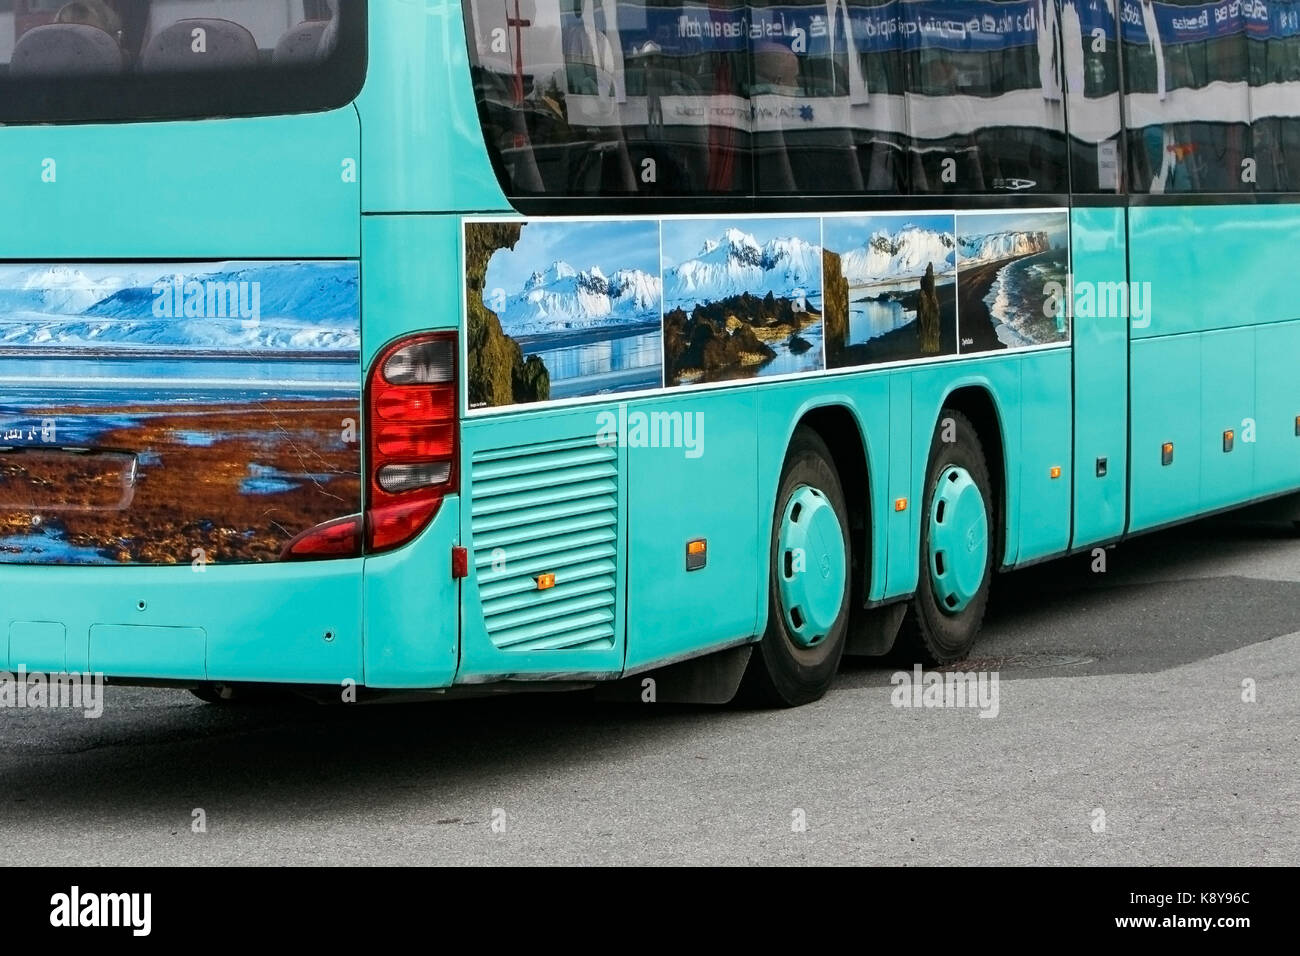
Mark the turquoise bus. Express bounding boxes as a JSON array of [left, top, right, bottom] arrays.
[[1, 0, 1297, 707]]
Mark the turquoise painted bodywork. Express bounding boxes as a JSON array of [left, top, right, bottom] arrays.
[[1015, 350, 1074, 562], [1255, 321, 1300, 497], [361, 215, 466, 349], [3, 559, 363, 683], [1130, 334, 1203, 531], [886, 374, 914, 597], [354, 0, 506, 214], [1128, 204, 1300, 531], [623, 390, 760, 673], [0, 108, 361, 259], [5, 0, 1300, 691], [1069, 207, 1129, 548], [1129, 205, 1300, 339]]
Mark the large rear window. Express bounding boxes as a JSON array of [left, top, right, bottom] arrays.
[[0, 0, 366, 124]]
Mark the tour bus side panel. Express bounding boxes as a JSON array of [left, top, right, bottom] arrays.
[[1126, 204, 1300, 527], [1255, 319, 1300, 497], [1129, 334, 1202, 531], [1015, 350, 1074, 563], [354, 0, 508, 215], [1069, 206, 1129, 548], [360, 215, 464, 689], [457, 408, 628, 681], [752, 379, 891, 640], [623, 390, 761, 673]]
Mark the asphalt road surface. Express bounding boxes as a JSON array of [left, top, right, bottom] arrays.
[[3, 517, 1298, 866]]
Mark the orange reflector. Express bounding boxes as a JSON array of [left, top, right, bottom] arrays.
[[894, 498, 908, 512], [1163, 443, 1174, 454], [687, 540, 706, 555], [1050, 466, 1062, 479], [536, 573, 556, 590]]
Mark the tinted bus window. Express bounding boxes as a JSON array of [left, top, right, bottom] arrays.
[[899, 0, 1069, 194], [0, 0, 366, 124], [464, 0, 753, 197], [463, 0, 1070, 199], [1122, 0, 1300, 193], [1062, 0, 1123, 192]]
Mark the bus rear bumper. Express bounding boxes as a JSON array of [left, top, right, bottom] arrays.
[[0, 497, 460, 690]]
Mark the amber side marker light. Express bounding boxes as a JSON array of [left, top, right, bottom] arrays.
[[686, 538, 707, 571], [536, 573, 556, 591], [894, 498, 908, 512], [1050, 466, 1062, 480]]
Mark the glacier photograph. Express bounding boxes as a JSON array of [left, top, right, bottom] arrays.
[[822, 214, 958, 370], [0, 261, 361, 566], [478, 219, 664, 403], [661, 217, 824, 386], [955, 211, 1071, 353]]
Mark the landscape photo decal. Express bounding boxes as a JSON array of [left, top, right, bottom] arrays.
[[955, 210, 1072, 353], [463, 211, 1072, 414], [466, 218, 664, 409], [822, 213, 958, 370], [0, 261, 362, 566], [661, 217, 825, 386]]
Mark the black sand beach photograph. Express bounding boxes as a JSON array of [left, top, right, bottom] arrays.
[[956, 211, 1071, 354]]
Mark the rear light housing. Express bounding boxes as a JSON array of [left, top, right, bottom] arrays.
[[280, 331, 457, 562], [365, 333, 458, 553]]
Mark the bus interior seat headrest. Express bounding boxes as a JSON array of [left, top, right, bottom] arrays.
[[140, 18, 259, 72], [9, 23, 124, 77]]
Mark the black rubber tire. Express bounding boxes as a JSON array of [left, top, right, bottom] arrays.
[[898, 410, 996, 665], [742, 427, 851, 707]]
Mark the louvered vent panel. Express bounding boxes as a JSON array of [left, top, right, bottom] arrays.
[[471, 436, 618, 652]]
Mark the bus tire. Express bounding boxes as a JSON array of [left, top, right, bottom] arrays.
[[743, 426, 851, 707], [899, 410, 995, 665]]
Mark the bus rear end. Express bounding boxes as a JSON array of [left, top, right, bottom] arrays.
[[0, 0, 463, 695]]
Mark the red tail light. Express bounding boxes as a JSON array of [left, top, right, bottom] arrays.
[[281, 513, 362, 561], [365, 333, 458, 553], [280, 332, 457, 562]]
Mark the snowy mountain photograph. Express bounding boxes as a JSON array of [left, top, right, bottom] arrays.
[[956, 211, 1071, 353], [0, 261, 360, 354], [661, 218, 824, 386], [829, 214, 957, 291], [0, 260, 362, 566], [479, 219, 664, 401], [822, 214, 958, 369]]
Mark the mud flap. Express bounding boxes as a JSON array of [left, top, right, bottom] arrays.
[[595, 644, 754, 705]]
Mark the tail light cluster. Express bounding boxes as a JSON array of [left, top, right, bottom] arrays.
[[282, 332, 457, 561], [367, 333, 458, 552]]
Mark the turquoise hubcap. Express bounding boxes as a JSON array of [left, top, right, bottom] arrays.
[[928, 466, 989, 614], [777, 485, 847, 647]]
